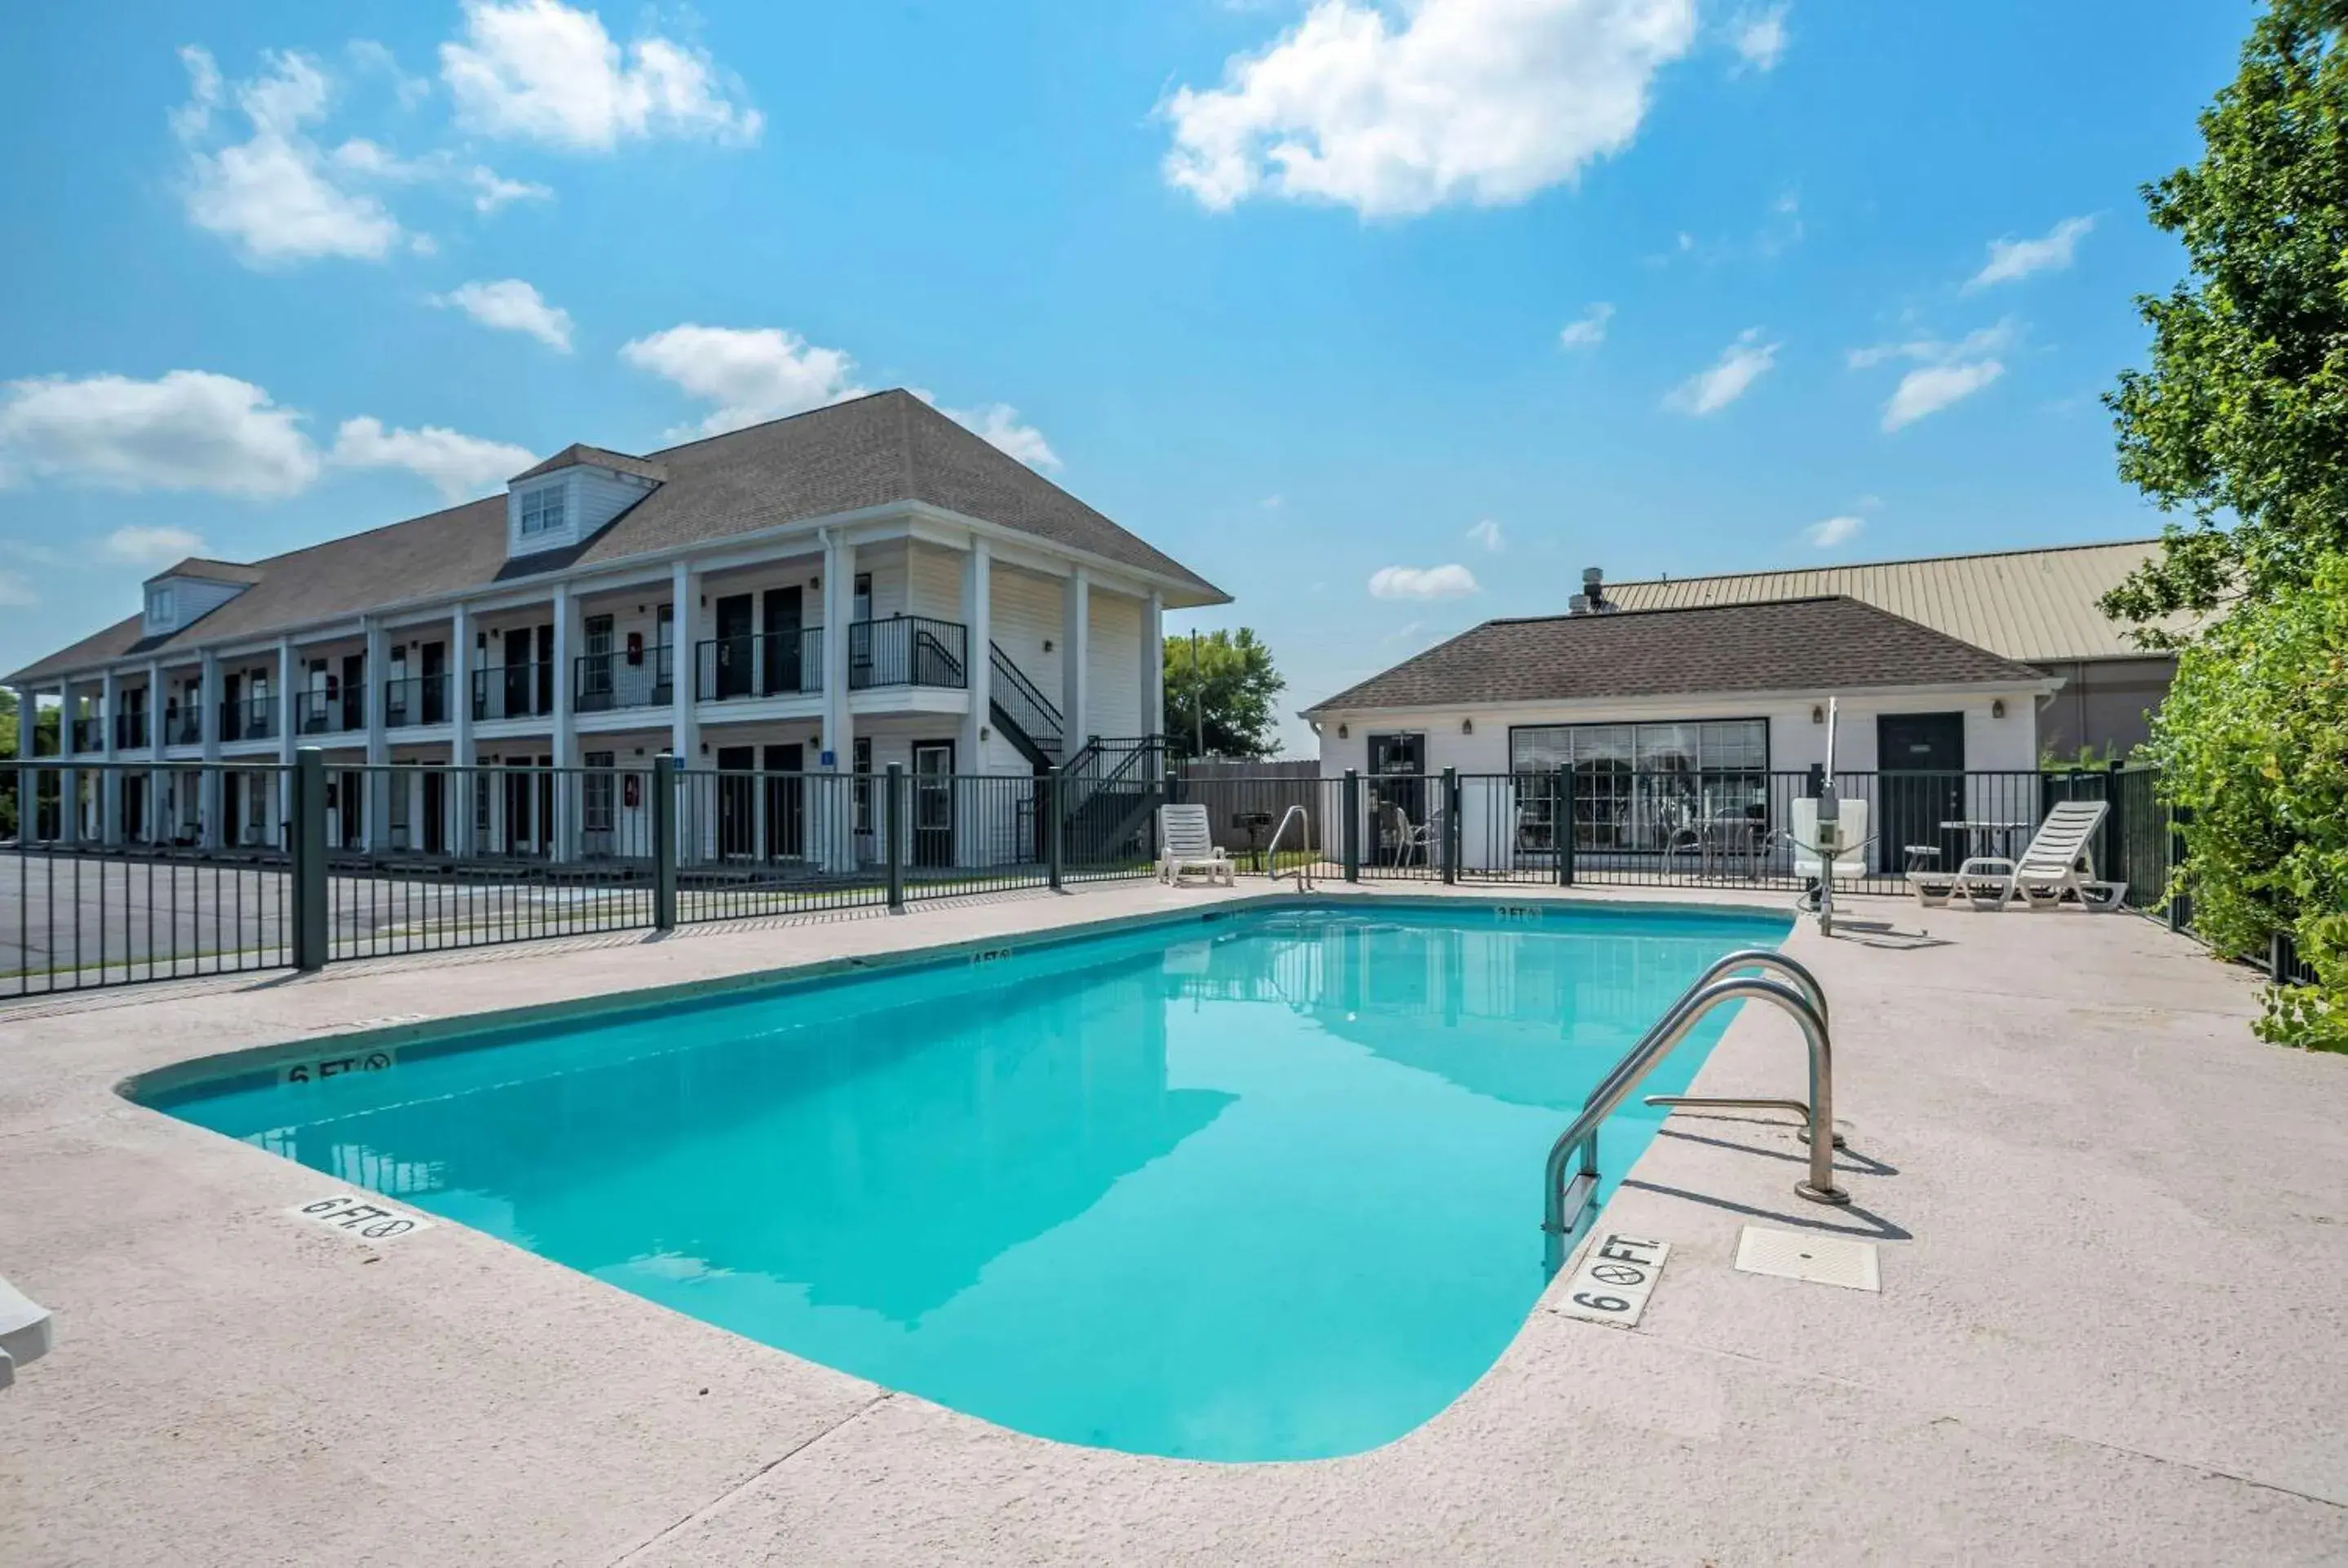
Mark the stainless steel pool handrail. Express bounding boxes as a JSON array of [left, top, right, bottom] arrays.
[[1263, 805, 1313, 891], [1542, 953, 1846, 1269]]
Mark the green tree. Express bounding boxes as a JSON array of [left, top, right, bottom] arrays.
[[2152, 554, 2347, 1049], [1164, 629, 1285, 761], [2106, 0, 2348, 1049], [2102, 0, 2348, 633]]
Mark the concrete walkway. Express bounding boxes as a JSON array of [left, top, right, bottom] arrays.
[[1, 881, 2342, 1566]]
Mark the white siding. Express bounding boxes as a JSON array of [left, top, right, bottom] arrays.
[[905, 540, 963, 622], [1087, 590, 1142, 737], [989, 563, 1063, 700]]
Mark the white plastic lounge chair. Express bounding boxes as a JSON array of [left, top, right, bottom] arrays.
[[1789, 797, 1870, 888], [1156, 804, 1235, 886], [0, 1274, 54, 1390], [1937, 800, 2126, 912]]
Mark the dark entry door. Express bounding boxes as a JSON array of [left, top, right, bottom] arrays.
[[716, 744, 755, 857], [1877, 712, 1966, 874], [341, 653, 367, 731], [1366, 731, 1427, 865], [913, 741, 954, 868], [762, 587, 803, 694], [714, 594, 754, 699], [422, 766, 446, 855], [420, 641, 447, 724], [763, 743, 804, 858], [503, 629, 534, 718]]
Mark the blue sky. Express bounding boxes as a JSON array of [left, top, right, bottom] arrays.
[[0, 0, 2246, 750]]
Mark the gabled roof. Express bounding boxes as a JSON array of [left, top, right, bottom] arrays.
[[1303, 597, 2049, 716], [150, 557, 265, 585], [510, 444, 669, 484], [1597, 540, 2181, 663], [8, 390, 1226, 685]]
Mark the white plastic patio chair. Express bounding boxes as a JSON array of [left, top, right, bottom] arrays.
[[1936, 800, 2127, 912], [1789, 797, 1870, 888], [1156, 804, 1235, 886], [0, 1274, 54, 1391]]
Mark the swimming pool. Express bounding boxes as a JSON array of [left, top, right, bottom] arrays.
[[144, 899, 1790, 1462]]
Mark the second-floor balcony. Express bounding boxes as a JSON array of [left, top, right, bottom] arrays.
[[163, 707, 201, 747], [113, 711, 149, 750], [294, 689, 366, 736], [383, 674, 451, 730], [472, 660, 554, 723], [691, 617, 971, 704], [577, 644, 674, 713], [70, 717, 101, 753], [221, 697, 276, 743]]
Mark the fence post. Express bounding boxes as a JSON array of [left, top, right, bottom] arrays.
[[1045, 766, 1064, 892], [884, 762, 907, 912], [652, 753, 677, 932], [1556, 763, 1575, 887], [1440, 767, 1459, 886], [2104, 759, 2126, 886], [1164, 766, 1181, 806], [1342, 769, 1361, 882], [2167, 802, 2190, 934], [291, 747, 328, 971]]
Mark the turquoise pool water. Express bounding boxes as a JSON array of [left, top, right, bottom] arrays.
[[153, 901, 1789, 1461]]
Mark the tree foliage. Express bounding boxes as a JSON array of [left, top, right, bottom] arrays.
[[2111, 0, 2348, 1049], [2151, 554, 2348, 1049], [2101, 0, 2348, 634], [1164, 628, 1286, 760]]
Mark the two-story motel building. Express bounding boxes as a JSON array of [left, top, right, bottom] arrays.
[[5, 390, 1226, 867]]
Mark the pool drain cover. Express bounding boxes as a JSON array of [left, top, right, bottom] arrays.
[[1733, 1226, 1878, 1292]]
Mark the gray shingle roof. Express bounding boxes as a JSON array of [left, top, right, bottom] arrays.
[[1302, 597, 2048, 715], [510, 444, 670, 484], [9, 390, 1225, 684]]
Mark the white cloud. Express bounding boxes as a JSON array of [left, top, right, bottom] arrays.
[[441, 0, 763, 152], [620, 325, 864, 439], [174, 47, 405, 265], [1369, 563, 1479, 599], [348, 39, 433, 108], [1665, 328, 1777, 414], [329, 417, 536, 501], [937, 401, 1060, 470], [1803, 515, 1863, 549], [0, 571, 38, 608], [433, 278, 575, 351], [102, 526, 208, 566], [1968, 215, 2094, 290], [1558, 303, 1613, 349], [1162, 0, 1698, 218], [1851, 318, 2015, 430], [467, 165, 551, 212], [1883, 361, 2005, 431], [0, 370, 321, 497], [1728, 5, 1789, 73], [1466, 519, 1504, 551]]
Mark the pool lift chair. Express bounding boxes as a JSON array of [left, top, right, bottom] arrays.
[[1782, 700, 1878, 939]]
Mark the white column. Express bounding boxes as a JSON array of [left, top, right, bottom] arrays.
[[1060, 569, 1090, 748], [99, 668, 122, 846], [145, 657, 166, 844], [821, 534, 856, 771], [551, 583, 577, 860], [13, 682, 36, 845], [1142, 590, 1165, 740], [961, 538, 993, 775], [451, 602, 475, 855], [199, 650, 222, 850], [669, 560, 698, 765], [362, 618, 389, 852], [276, 637, 296, 846]]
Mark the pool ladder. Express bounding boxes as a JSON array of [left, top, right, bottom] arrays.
[[1263, 805, 1314, 892], [1541, 949, 1847, 1274]]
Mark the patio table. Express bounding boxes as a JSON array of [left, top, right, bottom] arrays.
[[1940, 819, 2032, 861]]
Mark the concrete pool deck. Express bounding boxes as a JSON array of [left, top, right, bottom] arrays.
[[1, 881, 2343, 1566]]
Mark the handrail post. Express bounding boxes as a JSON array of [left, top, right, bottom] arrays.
[[1044, 765, 1063, 891], [652, 753, 677, 931], [1440, 767, 1459, 886], [884, 762, 907, 912], [1342, 769, 1361, 883]]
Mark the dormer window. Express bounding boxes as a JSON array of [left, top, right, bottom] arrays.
[[519, 484, 567, 538]]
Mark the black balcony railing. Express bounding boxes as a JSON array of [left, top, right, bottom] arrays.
[[113, 711, 149, 750], [163, 708, 202, 747], [294, 691, 344, 736], [577, 645, 675, 713], [70, 718, 101, 753], [850, 616, 968, 691], [695, 629, 823, 703], [382, 674, 451, 729], [221, 698, 276, 743], [471, 662, 553, 722]]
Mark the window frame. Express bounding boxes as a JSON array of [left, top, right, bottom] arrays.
[[1506, 716, 1773, 856], [518, 484, 567, 538]]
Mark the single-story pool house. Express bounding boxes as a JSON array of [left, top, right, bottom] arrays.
[[1302, 595, 2063, 877]]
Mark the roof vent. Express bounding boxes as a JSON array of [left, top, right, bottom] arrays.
[[1574, 566, 1614, 615]]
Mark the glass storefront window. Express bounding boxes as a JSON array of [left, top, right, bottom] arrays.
[[1509, 718, 1770, 853]]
